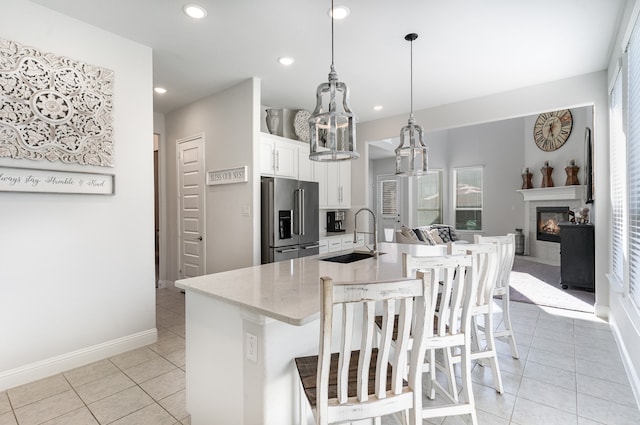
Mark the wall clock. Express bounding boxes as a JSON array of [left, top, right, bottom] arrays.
[[533, 109, 573, 152]]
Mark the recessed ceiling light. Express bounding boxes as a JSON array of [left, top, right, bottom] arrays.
[[328, 5, 350, 20], [373, 105, 383, 111], [278, 57, 295, 66], [183, 4, 207, 19], [154, 87, 167, 94]]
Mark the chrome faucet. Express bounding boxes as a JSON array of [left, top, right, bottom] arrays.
[[354, 207, 378, 257]]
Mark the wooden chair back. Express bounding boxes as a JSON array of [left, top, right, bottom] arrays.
[[312, 274, 430, 424]]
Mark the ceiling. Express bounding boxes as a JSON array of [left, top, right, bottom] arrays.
[[29, 0, 627, 123]]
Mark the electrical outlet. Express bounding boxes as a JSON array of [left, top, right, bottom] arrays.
[[246, 333, 258, 363]]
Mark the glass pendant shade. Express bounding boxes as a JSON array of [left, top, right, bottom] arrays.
[[309, 0, 359, 162], [395, 114, 428, 175], [395, 33, 428, 176]]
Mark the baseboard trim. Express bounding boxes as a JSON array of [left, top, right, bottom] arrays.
[[609, 314, 640, 410], [157, 280, 175, 290], [0, 328, 157, 392]]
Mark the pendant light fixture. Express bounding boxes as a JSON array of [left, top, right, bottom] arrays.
[[309, 0, 359, 162], [395, 33, 428, 176]]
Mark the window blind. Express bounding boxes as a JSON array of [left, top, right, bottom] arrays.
[[610, 70, 625, 287], [628, 22, 640, 308], [380, 179, 398, 217]]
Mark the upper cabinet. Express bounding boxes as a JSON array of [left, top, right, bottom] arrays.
[[314, 160, 351, 209], [260, 132, 351, 209], [260, 133, 298, 179]]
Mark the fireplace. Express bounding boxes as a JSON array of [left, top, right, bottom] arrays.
[[536, 206, 569, 243]]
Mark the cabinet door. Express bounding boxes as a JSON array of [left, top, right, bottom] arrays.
[[325, 161, 351, 208], [298, 145, 313, 181], [260, 138, 275, 175], [339, 161, 351, 208], [274, 140, 297, 178], [341, 235, 354, 251], [326, 162, 341, 207], [314, 161, 328, 208]]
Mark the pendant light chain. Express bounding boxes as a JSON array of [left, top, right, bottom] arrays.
[[308, 0, 359, 162], [410, 36, 413, 118], [395, 32, 428, 175], [331, 0, 335, 69]]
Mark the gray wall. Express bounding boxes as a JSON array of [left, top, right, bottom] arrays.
[[164, 78, 260, 280], [367, 119, 525, 239], [353, 71, 610, 314]]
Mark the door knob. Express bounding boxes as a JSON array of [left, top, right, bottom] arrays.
[[198, 236, 203, 241]]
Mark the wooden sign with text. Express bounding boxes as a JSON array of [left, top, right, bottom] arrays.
[[206, 166, 248, 186], [0, 166, 115, 195]]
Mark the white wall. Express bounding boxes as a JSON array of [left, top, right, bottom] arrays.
[[164, 78, 260, 280], [355, 71, 610, 315], [0, 0, 155, 390]]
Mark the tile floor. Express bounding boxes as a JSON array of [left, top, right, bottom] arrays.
[[1, 288, 639, 425], [0, 288, 188, 425]]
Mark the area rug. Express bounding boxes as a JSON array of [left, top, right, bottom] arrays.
[[509, 256, 595, 313]]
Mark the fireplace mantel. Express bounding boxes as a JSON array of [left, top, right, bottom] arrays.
[[517, 185, 586, 202]]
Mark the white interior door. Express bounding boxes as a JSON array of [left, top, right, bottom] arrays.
[[377, 175, 402, 242], [177, 134, 205, 278]]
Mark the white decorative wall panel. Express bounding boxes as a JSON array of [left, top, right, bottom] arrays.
[[0, 37, 114, 166]]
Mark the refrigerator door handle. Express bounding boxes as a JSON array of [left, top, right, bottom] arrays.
[[300, 188, 305, 236], [301, 244, 320, 249], [278, 247, 299, 253]]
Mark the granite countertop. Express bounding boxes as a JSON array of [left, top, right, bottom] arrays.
[[175, 243, 447, 326]]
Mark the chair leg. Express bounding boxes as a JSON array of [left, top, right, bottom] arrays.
[[470, 315, 481, 354], [442, 347, 459, 402], [483, 311, 504, 394], [501, 293, 520, 359], [425, 349, 436, 400], [460, 341, 478, 425]]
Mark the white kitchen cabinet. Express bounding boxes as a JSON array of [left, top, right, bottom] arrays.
[[328, 238, 342, 252], [260, 133, 298, 179], [318, 239, 329, 254], [298, 145, 313, 182], [313, 161, 328, 207], [341, 235, 354, 250], [325, 161, 351, 208]]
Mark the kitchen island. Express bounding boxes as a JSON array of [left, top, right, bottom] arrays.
[[175, 242, 445, 425]]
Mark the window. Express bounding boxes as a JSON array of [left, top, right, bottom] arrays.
[[453, 167, 483, 230], [415, 170, 443, 226], [610, 67, 625, 290], [380, 179, 398, 217], [628, 20, 640, 309], [611, 15, 640, 312]]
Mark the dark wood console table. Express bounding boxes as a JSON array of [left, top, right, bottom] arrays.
[[559, 223, 594, 291]]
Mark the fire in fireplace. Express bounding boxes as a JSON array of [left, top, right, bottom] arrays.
[[537, 206, 570, 243]]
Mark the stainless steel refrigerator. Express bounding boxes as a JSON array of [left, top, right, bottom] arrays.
[[261, 177, 320, 263]]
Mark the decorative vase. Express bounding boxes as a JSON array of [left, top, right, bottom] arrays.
[[515, 228, 525, 255], [265, 109, 280, 135], [565, 165, 580, 186], [521, 171, 533, 189], [541, 165, 554, 188]]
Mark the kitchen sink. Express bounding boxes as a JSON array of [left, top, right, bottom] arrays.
[[321, 252, 383, 264]]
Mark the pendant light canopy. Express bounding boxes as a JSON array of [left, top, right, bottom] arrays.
[[309, 0, 359, 162], [395, 33, 428, 176]]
